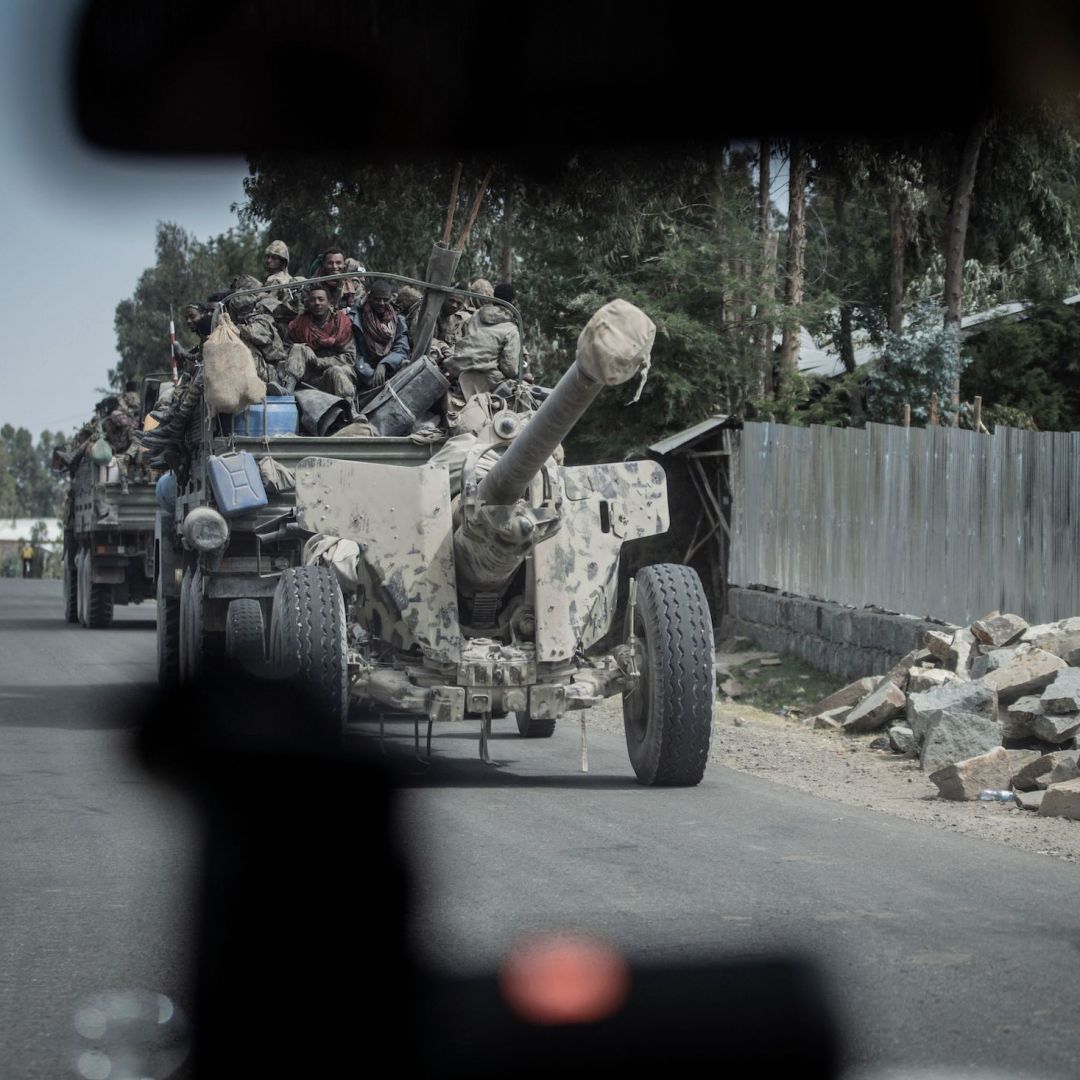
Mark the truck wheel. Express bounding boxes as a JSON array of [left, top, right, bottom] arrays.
[[86, 581, 115, 629], [63, 542, 78, 623], [178, 567, 206, 685], [515, 714, 556, 738], [75, 549, 86, 626], [269, 565, 348, 733], [156, 563, 180, 688], [226, 598, 267, 675], [622, 564, 715, 787]]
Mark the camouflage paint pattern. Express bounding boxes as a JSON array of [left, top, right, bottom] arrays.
[[294, 455, 463, 663], [533, 460, 669, 661]]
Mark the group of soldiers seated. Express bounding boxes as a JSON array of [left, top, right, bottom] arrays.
[[139, 240, 526, 465]]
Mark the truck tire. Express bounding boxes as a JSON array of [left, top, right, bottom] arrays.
[[156, 563, 180, 689], [515, 714, 556, 738], [63, 541, 78, 623], [622, 563, 715, 787], [76, 546, 115, 629], [179, 566, 206, 685], [75, 549, 87, 627], [269, 565, 348, 733], [226, 598, 267, 675]]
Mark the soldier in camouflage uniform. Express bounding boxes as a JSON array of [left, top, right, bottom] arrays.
[[227, 274, 288, 387], [263, 239, 294, 287], [445, 282, 522, 398]]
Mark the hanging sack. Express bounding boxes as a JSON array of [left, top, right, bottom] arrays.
[[202, 310, 266, 415]]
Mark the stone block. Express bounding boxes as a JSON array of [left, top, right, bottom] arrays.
[[980, 649, 1067, 704], [947, 627, 977, 678], [813, 709, 846, 730], [1030, 711, 1080, 746], [929, 746, 1014, 801], [1002, 696, 1045, 740], [808, 677, 876, 717], [888, 724, 917, 755], [1004, 748, 1043, 783], [1016, 790, 1046, 812], [908, 681, 1000, 772], [924, 630, 953, 662], [1039, 668, 1080, 714], [970, 613, 1028, 648], [842, 679, 907, 734], [1037, 777, 1080, 820], [908, 667, 960, 694], [971, 646, 1032, 680], [1021, 617, 1080, 665], [1013, 753, 1055, 791], [1036, 750, 1080, 788]]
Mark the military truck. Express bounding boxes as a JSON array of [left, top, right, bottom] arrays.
[[163, 274, 715, 786], [62, 431, 158, 630]]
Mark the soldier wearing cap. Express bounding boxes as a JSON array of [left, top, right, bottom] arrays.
[[446, 282, 522, 398], [263, 240, 294, 287]]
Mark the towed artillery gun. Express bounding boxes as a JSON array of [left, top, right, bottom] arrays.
[[269, 299, 716, 786]]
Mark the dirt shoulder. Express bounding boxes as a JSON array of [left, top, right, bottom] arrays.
[[587, 650, 1080, 864]]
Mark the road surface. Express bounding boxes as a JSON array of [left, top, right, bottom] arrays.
[[1, 578, 1078, 1079]]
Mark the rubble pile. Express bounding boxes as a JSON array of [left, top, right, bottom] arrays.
[[807, 613, 1080, 818]]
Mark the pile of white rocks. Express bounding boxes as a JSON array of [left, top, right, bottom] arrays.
[[806, 613, 1080, 817]]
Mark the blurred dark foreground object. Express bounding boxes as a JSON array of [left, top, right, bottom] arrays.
[[135, 673, 842, 1077]]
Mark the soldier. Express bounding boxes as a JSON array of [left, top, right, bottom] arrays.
[[263, 239, 294, 287], [466, 277, 495, 314], [349, 278, 411, 390], [280, 285, 358, 399], [120, 379, 141, 416], [445, 282, 522, 398], [226, 274, 288, 385], [395, 284, 423, 335], [312, 247, 362, 310]]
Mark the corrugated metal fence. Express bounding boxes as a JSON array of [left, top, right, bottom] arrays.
[[729, 422, 1080, 626]]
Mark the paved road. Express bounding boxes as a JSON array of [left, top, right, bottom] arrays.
[[2, 578, 1080, 1078]]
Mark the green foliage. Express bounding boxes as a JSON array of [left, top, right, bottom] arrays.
[[865, 304, 966, 424], [0, 426, 64, 518], [112, 221, 266, 388], [961, 301, 1080, 431]]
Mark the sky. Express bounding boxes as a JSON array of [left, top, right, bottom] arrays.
[[0, 1, 248, 440]]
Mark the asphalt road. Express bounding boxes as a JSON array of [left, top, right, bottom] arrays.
[[2, 578, 1080, 1079]]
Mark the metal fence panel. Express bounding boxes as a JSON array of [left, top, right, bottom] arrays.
[[729, 422, 1080, 626]]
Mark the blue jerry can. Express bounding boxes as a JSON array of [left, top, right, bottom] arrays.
[[207, 451, 269, 516], [230, 396, 300, 436]]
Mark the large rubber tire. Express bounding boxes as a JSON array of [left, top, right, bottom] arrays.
[[62, 543, 78, 623], [269, 565, 349, 732], [515, 713, 556, 738], [622, 564, 715, 787], [86, 580, 115, 629], [226, 598, 267, 675], [156, 563, 181, 689], [178, 566, 206, 685], [76, 549, 88, 627]]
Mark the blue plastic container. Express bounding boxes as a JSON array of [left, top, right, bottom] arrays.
[[230, 396, 300, 437], [207, 451, 269, 516]]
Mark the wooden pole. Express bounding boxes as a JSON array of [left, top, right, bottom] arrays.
[[902, 403, 911, 428], [441, 162, 463, 246], [453, 168, 493, 252], [930, 393, 939, 427], [974, 395, 982, 432]]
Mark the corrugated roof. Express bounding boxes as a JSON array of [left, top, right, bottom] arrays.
[[0, 518, 64, 543], [649, 416, 731, 456]]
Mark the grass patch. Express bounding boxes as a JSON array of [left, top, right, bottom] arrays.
[[720, 652, 847, 713]]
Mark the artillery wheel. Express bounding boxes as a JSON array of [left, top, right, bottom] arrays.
[[269, 565, 348, 733], [156, 561, 180, 688], [226, 598, 267, 675], [515, 714, 556, 738], [178, 566, 206, 685], [622, 563, 715, 787], [62, 539, 78, 623]]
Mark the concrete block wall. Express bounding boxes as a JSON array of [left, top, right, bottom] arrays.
[[721, 587, 954, 682]]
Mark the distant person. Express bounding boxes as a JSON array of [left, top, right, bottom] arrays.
[[20, 543, 33, 579], [226, 274, 288, 385], [445, 281, 522, 398], [263, 240, 294, 287], [280, 285, 358, 398], [121, 379, 141, 416], [349, 278, 410, 389]]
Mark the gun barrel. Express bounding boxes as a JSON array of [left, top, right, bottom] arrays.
[[477, 298, 656, 505]]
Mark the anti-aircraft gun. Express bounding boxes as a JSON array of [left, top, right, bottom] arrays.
[[269, 299, 716, 786]]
